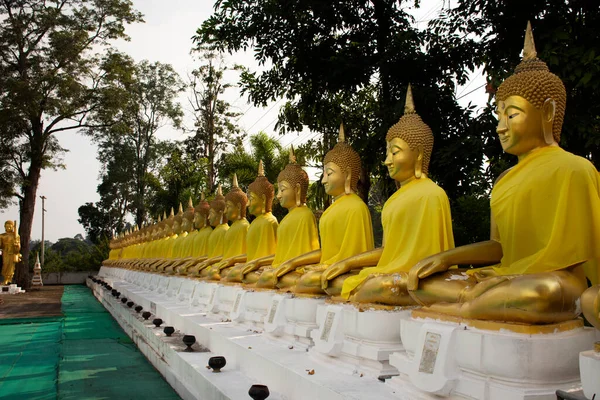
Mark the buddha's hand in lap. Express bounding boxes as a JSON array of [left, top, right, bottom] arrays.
[[275, 261, 296, 278], [321, 261, 350, 290], [242, 261, 259, 275], [407, 254, 451, 291]]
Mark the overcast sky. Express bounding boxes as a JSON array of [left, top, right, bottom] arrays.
[[0, 0, 486, 243]]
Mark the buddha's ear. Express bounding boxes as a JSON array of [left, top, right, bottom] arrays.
[[542, 98, 556, 145], [261, 194, 267, 214], [237, 203, 243, 219], [415, 145, 424, 179], [345, 167, 352, 195], [295, 183, 302, 207]]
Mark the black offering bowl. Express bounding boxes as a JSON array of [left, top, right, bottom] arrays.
[[152, 318, 163, 328], [208, 356, 226, 371], [163, 326, 175, 337], [121, 297, 128, 304], [116, 292, 121, 298], [248, 384, 270, 400], [142, 311, 151, 320], [111, 289, 118, 296], [134, 305, 143, 313], [182, 335, 196, 352], [127, 301, 134, 308]]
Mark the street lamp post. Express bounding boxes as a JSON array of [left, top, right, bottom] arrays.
[[40, 195, 46, 268]]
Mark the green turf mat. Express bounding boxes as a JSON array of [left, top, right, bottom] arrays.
[[0, 285, 180, 400]]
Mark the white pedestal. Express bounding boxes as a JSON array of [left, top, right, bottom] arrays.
[[311, 303, 410, 377], [230, 289, 275, 329], [580, 347, 600, 399], [389, 316, 597, 400]]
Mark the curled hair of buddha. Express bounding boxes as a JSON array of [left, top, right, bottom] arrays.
[[183, 197, 195, 222], [210, 185, 226, 214], [278, 145, 309, 203], [225, 173, 248, 218], [386, 84, 434, 175], [195, 192, 210, 218], [248, 160, 275, 212], [496, 22, 566, 142], [323, 123, 361, 191]]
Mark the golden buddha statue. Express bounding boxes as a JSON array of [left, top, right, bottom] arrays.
[[228, 146, 320, 285], [173, 194, 213, 274], [405, 23, 600, 324], [192, 177, 250, 277], [164, 199, 197, 274], [149, 208, 177, 271], [222, 161, 280, 282], [257, 124, 374, 294], [1, 220, 21, 284], [155, 203, 186, 272], [204, 174, 252, 280], [318, 85, 459, 304]]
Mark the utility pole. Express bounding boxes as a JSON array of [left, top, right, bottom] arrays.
[[40, 195, 46, 268]]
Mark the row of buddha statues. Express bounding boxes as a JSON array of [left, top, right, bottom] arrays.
[[104, 23, 600, 329]]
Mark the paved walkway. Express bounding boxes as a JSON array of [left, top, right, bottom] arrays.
[[0, 285, 180, 399]]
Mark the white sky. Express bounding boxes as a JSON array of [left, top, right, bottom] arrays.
[[0, 0, 486, 243]]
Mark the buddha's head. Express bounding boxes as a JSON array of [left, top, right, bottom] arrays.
[[277, 145, 309, 209], [164, 208, 175, 236], [495, 22, 566, 156], [322, 123, 361, 197], [182, 198, 195, 233], [173, 203, 184, 235], [248, 160, 274, 217], [194, 192, 210, 229], [4, 220, 14, 233], [385, 84, 433, 184], [225, 174, 248, 220], [209, 185, 226, 227]]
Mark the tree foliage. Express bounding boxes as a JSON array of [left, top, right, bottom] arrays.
[[87, 57, 185, 228], [0, 0, 142, 287]]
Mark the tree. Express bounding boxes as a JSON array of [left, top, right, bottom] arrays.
[[185, 50, 242, 193], [428, 0, 600, 171], [195, 0, 490, 246], [0, 0, 142, 287], [88, 58, 185, 228]]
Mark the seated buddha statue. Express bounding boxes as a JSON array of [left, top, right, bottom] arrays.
[[156, 204, 186, 272], [220, 161, 280, 283], [164, 200, 197, 274], [195, 176, 250, 278], [405, 23, 600, 324], [320, 85, 461, 303], [148, 208, 178, 271], [174, 193, 214, 275], [186, 185, 230, 276], [257, 124, 374, 294], [227, 147, 320, 285]]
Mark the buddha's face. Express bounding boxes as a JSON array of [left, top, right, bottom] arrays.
[[181, 217, 192, 233], [496, 96, 545, 156], [385, 137, 419, 184], [208, 208, 222, 227], [277, 180, 296, 209], [164, 223, 174, 236], [225, 200, 241, 221], [173, 220, 182, 235], [322, 162, 346, 197], [4, 221, 14, 233], [248, 191, 265, 217], [193, 212, 203, 229]]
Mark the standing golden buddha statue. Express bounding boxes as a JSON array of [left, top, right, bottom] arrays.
[[1, 220, 21, 284], [406, 22, 600, 324], [196, 176, 250, 277], [228, 146, 320, 285], [319, 85, 460, 303], [222, 160, 279, 282], [259, 123, 374, 294]]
